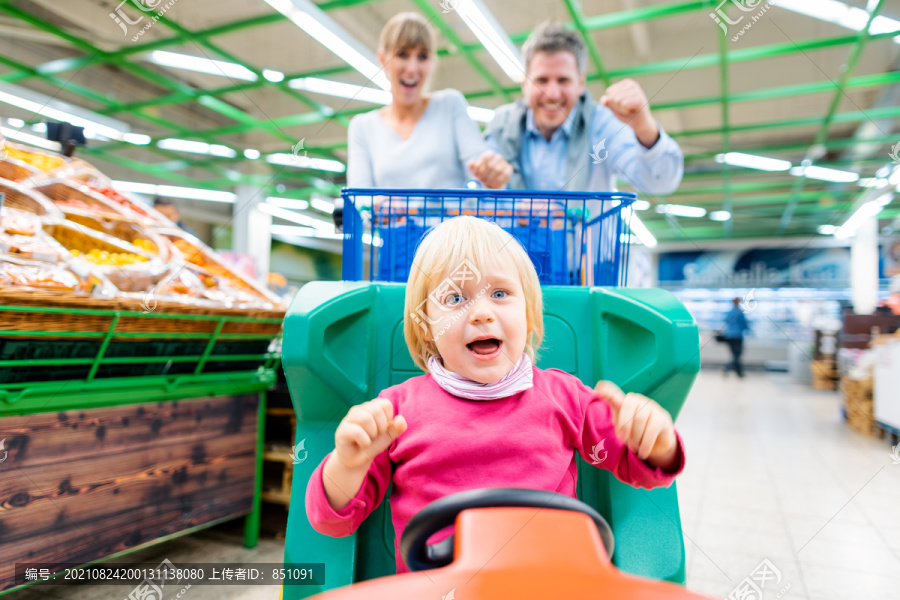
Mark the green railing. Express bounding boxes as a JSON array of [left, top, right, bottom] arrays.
[[0, 303, 284, 415]]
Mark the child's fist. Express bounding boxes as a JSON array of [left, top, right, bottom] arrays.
[[594, 381, 677, 468], [334, 398, 408, 470]]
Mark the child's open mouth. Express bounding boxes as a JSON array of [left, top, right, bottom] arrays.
[[466, 338, 502, 361]]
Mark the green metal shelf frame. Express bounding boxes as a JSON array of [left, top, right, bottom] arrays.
[[0, 303, 283, 415]]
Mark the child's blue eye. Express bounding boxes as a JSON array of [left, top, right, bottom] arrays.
[[492, 290, 508, 299], [445, 293, 464, 306]]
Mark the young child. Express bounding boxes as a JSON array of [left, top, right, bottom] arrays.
[[306, 216, 685, 574]]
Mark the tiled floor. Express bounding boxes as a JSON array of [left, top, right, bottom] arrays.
[[10, 370, 900, 599], [679, 371, 900, 600]]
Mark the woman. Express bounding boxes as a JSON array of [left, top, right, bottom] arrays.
[[346, 12, 511, 190]]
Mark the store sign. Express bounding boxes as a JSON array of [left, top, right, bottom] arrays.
[[658, 247, 854, 287]]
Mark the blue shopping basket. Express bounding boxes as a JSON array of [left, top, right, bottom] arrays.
[[341, 188, 635, 286]]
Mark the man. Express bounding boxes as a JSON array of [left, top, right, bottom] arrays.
[[474, 22, 683, 195], [153, 196, 197, 237], [722, 297, 750, 378]]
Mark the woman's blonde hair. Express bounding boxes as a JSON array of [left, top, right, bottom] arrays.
[[404, 216, 544, 373], [379, 12, 436, 57]]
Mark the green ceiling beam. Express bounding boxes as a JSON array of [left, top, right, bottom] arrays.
[[561, 0, 610, 85], [145, 12, 344, 140], [778, 0, 883, 233], [81, 147, 218, 187], [0, 3, 345, 168], [670, 179, 839, 196], [409, 0, 513, 102], [710, 190, 859, 206], [579, 0, 709, 33], [82, 27, 900, 150], [718, 11, 732, 236], [602, 30, 900, 80], [673, 105, 900, 138], [654, 70, 900, 112], [684, 133, 900, 163]]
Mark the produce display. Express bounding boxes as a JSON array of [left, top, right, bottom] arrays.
[[0, 232, 65, 261], [72, 248, 150, 266], [0, 140, 285, 310], [2, 143, 65, 172], [168, 236, 274, 303], [0, 257, 98, 292], [84, 181, 156, 221], [1, 208, 38, 236]]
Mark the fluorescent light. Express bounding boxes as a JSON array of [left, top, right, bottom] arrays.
[[158, 138, 237, 158], [467, 106, 495, 124], [148, 50, 258, 82], [244, 148, 261, 159], [30, 123, 46, 133], [258, 202, 333, 229], [288, 77, 497, 122], [656, 204, 707, 218], [890, 167, 900, 186], [264, 0, 390, 90], [709, 210, 731, 221], [111, 181, 157, 195], [123, 133, 151, 145], [272, 224, 381, 246], [111, 180, 236, 203], [0, 126, 61, 151], [791, 165, 860, 183], [272, 224, 319, 237], [619, 233, 643, 245], [632, 200, 651, 211], [289, 77, 391, 104], [6, 118, 24, 128], [776, 0, 900, 44], [715, 152, 792, 172], [623, 207, 657, 248], [311, 198, 335, 213], [266, 152, 345, 173], [0, 82, 132, 142], [818, 224, 838, 235], [453, 0, 525, 82], [266, 197, 310, 210], [834, 199, 886, 239], [263, 69, 285, 83]]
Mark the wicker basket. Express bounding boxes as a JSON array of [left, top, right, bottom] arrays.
[[0, 157, 40, 183], [0, 287, 284, 337], [62, 210, 171, 262], [161, 229, 285, 307], [43, 221, 167, 293], [33, 179, 137, 220], [0, 179, 64, 219], [1, 141, 67, 173]]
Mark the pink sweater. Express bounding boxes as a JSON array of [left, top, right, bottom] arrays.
[[305, 367, 685, 574]]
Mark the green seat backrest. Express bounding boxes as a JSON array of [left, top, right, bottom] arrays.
[[281, 282, 699, 599]]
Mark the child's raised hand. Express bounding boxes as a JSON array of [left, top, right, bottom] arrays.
[[594, 381, 678, 469], [334, 398, 408, 471]]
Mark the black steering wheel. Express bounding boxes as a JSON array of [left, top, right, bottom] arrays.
[[400, 488, 615, 572]]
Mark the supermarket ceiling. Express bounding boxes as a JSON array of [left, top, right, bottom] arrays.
[[0, 0, 898, 244]]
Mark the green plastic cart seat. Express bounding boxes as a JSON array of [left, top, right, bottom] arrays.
[[281, 282, 699, 599]]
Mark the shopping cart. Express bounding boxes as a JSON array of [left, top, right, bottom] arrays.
[[340, 188, 635, 286]]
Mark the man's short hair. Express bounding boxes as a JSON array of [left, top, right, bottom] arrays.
[[153, 196, 174, 207], [521, 22, 587, 75]]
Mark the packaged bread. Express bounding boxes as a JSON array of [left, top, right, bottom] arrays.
[[0, 256, 94, 292]]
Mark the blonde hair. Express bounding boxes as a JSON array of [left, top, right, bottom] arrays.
[[403, 216, 544, 373], [379, 12, 436, 57]]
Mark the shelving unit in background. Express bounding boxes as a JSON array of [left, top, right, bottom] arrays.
[[669, 288, 847, 373]]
